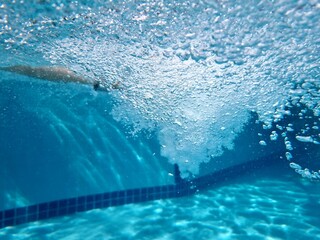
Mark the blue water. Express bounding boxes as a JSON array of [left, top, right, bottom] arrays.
[[1, 165, 320, 239], [0, 0, 319, 239]]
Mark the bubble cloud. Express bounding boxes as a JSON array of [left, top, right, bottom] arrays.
[[1, 0, 319, 177]]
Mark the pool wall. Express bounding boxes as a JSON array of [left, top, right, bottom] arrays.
[[0, 78, 283, 211], [0, 154, 281, 229]]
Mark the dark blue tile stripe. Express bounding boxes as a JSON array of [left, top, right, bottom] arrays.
[[0, 157, 279, 229], [0, 183, 182, 229]]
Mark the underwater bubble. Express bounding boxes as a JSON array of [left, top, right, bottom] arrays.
[[296, 135, 314, 143], [289, 162, 301, 170], [302, 169, 312, 179], [286, 152, 293, 161], [285, 140, 293, 151], [259, 140, 267, 146], [270, 131, 278, 141], [313, 172, 320, 179], [296, 135, 319, 144]]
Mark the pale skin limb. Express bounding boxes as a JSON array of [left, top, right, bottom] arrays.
[[0, 65, 120, 91]]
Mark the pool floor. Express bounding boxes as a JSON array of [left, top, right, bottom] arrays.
[[1, 164, 319, 240]]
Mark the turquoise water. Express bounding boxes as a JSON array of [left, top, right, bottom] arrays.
[[1, 165, 320, 240], [0, 0, 320, 239]]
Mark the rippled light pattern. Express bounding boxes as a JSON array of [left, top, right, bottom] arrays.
[[1, 168, 319, 239]]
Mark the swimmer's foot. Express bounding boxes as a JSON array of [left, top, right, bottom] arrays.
[[93, 80, 121, 92]]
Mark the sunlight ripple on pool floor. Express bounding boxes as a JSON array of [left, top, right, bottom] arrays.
[[1, 172, 319, 240]]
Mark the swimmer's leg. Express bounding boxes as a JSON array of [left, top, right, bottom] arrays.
[[0, 65, 90, 85], [0, 65, 118, 92]]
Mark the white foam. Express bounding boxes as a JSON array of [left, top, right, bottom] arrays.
[[46, 39, 290, 176], [33, 0, 319, 177]]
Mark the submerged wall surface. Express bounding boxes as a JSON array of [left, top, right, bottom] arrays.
[[0, 77, 174, 210], [0, 75, 295, 211]]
